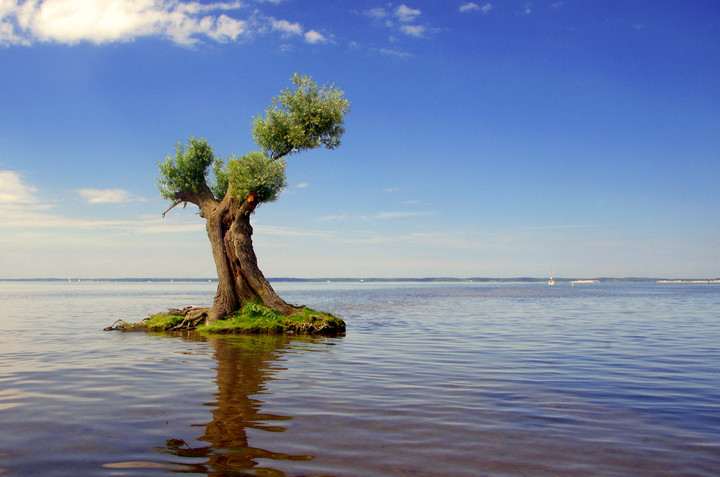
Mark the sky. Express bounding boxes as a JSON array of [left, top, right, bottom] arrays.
[[0, 0, 718, 279]]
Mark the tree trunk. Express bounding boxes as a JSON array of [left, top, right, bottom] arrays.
[[205, 211, 240, 323], [202, 194, 294, 323]]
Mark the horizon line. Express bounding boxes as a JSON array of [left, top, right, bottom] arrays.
[[2, 277, 719, 283]]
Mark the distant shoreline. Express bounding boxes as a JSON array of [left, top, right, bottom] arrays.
[[2, 277, 719, 284]]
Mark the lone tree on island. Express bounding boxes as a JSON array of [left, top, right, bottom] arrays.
[[157, 74, 350, 324]]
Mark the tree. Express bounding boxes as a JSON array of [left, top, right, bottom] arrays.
[[157, 74, 350, 323]]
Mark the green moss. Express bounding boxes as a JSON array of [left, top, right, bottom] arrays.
[[117, 313, 185, 331], [198, 300, 345, 335], [110, 301, 345, 335]]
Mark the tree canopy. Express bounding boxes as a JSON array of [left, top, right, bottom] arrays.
[[157, 73, 350, 210], [253, 73, 350, 160]]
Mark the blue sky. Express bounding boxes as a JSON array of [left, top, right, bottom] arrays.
[[1, 0, 718, 279]]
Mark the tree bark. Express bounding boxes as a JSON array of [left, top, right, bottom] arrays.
[[200, 191, 294, 323], [205, 211, 240, 323]]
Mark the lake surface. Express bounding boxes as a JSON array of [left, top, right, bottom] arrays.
[[1, 280, 719, 476]]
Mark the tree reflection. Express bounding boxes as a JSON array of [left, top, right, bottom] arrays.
[[160, 333, 314, 475]]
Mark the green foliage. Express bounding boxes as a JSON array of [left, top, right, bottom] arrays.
[[198, 300, 345, 334], [211, 157, 230, 201], [158, 74, 349, 208], [253, 73, 351, 160], [200, 300, 285, 333], [228, 151, 287, 203], [157, 137, 215, 201], [118, 314, 185, 331]]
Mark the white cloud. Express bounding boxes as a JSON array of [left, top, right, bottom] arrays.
[[317, 214, 347, 221], [362, 4, 430, 45], [0, 181, 200, 234], [394, 4, 421, 23], [399, 24, 424, 37], [375, 211, 432, 219], [208, 14, 248, 42], [379, 47, 412, 57], [364, 7, 388, 20], [0, 170, 39, 204], [77, 188, 139, 204], [271, 18, 301, 37], [0, 0, 322, 46], [304, 29, 326, 44], [460, 2, 492, 13], [0, 0, 251, 45], [296, 182, 309, 188]]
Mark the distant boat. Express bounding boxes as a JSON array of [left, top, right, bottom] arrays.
[[548, 264, 555, 286]]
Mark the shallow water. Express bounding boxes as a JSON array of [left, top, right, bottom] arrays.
[[1, 281, 719, 476]]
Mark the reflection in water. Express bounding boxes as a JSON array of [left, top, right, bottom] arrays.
[[160, 334, 315, 475], [4, 282, 718, 475]]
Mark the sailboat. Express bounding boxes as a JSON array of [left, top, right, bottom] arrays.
[[548, 264, 555, 286]]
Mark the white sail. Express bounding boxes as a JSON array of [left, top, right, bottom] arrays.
[[548, 263, 555, 286]]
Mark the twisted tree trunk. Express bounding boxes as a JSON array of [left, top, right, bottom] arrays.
[[201, 189, 294, 324]]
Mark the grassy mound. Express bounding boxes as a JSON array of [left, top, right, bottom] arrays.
[[110, 312, 187, 332], [200, 301, 345, 334], [109, 301, 345, 335]]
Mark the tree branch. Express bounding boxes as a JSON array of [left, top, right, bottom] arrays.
[[161, 200, 184, 218], [162, 186, 216, 218]]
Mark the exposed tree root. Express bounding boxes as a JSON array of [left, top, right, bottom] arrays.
[[104, 319, 129, 331], [170, 306, 210, 330], [104, 306, 210, 332]]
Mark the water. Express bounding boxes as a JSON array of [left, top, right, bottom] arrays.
[[1, 281, 719, 476]]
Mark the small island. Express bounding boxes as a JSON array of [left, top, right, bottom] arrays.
[[105, 301, 345, 335], [105, 73, 349, 336]]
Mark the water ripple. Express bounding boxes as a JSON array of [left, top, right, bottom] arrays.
[[0, 281, 718, 475]]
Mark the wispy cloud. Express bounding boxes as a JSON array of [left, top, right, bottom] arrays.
[[364, 7, 388, 20], [460, 2, 492, 14], [375, 211, 433, 219], [362, 3, 429, 40], [517, 224, 606, 231], [394, 4, 421, 23], [0, 201, 202, 234], [0, 170, 39, 204], [304, 29, 327, 44], [0, 0, 325, 46], [0, 170, 199, 235], [77, 188, 145, 204], [317, 214, 348, 222], [399, 24, 425, 37], [271, 18, 302, 37], [379, 47, 413, 57]]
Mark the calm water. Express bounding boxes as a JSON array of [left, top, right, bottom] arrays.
[[1, 281, 719, 476]]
